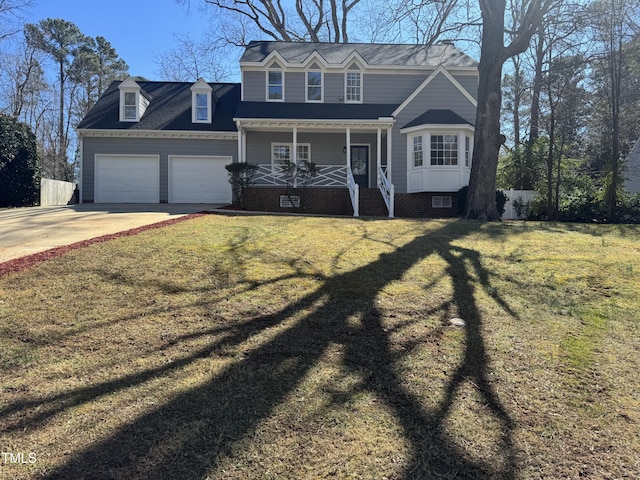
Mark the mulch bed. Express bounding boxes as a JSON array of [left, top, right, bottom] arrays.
[[0, 213, 205, 278]]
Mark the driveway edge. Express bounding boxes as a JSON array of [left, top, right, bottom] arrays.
[[0, 213, 204, 277]]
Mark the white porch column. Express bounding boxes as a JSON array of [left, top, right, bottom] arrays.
[[236, 122, 244, 163], [346, 127, 351, 170], [376, 127, 382, 186], [236, 123, 244, 163], [386, 126, 392, 183], [242, 128, 246, 163], [292, 126, 298, 188]]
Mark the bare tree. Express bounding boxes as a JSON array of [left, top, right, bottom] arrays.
[[0, 40, 44, 118], [387, 0, 469, 44], [0, 0, 31, 41], [24, 19, 90, 172], [587, 0, 640, 221], [155, 33, 231, 81], [180, 0, 362, 44]]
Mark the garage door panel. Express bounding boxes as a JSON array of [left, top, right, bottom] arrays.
[[169, 156, 231, 203], [96, 155, 159, 203]]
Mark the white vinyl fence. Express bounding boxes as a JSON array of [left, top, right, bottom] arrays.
[[40, 178, 77, 206], [502, 189, 538, 220]]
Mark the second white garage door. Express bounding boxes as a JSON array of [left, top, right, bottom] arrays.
[[169, 156, 232, 203]]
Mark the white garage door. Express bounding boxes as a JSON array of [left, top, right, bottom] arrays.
[[169, 156, 232, 203], [96, 155, 159, 203]]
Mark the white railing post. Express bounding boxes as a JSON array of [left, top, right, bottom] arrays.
[[377, 164, 394, 218], [347, 168, 359, 217]]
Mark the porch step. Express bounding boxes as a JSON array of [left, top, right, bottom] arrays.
[[358, 188, 389, 217]]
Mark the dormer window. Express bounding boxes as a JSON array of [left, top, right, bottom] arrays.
[[191, 78, 212, 123], [118, 77, 148, 122], [306, 70, 323, 102], [267, 69, 284, 101], [196, 94, 208, 121], [123, 92, 137, 120]]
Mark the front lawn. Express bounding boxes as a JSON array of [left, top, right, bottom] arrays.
[[1, 215, 639, 479]]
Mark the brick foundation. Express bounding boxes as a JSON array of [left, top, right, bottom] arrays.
[[244, 187, 353, 215], [244, 187, 460, 218], [394, 192, 459, 218]]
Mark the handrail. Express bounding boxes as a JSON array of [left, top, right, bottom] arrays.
[[347, 168, 359, 217], [377, 165, 394, 218]]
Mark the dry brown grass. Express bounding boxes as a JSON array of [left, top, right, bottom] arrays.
[[1, 215, 639, 479]]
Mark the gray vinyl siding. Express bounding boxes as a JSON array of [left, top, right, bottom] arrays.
[[242, 71, 265, 101], [453, 74, 478, 101], [82, 136, 237, 202], [286, 72, 305, 102], [391, 72, 477, 194], [324, 73, 344, 103], [243, 69, 444, 105], [363, 74, 426, 104]]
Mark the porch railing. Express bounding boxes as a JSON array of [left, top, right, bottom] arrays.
[[377, 165, 394, 218], [252, 164, 347, 187], [347, 168, 359, 217]]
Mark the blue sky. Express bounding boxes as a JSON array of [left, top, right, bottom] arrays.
[[26, 0, 215, 80]]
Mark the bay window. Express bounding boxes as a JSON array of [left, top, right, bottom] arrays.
[[430, 134, 458, 166]]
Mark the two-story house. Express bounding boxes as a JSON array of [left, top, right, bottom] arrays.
[[77, 40, 478, 217]]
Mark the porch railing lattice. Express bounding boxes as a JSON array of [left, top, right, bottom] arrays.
[[252, 164, 347, 187]]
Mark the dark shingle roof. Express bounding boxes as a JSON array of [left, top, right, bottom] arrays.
[[402, 109, 474, 129], [77, 81, 241, 131], [240, 41, 478, 68], [235, 101, 397, 120]]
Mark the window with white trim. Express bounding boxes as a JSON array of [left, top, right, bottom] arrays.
[[271, 143, 311, 169], [465, 135, 471, 167], [195, 93, 209, 122], [306, 71, 323, 102], [345, 72, 362, 103], [431, 134, 458, 166], [123, 92, 137, 121], [412, 135, 423, 167], [268, 70, 283, 101]]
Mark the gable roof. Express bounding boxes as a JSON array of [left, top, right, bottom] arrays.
[[402, 109, 474, 130], [77, 81, 241, 132], [240, 41, 478, 69]]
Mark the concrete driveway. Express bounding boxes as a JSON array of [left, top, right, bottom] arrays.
[[0, 204, 224, 263]]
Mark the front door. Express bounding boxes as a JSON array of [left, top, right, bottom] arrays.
[[351, 145, 369, 188]]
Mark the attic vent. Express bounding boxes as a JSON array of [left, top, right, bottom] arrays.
[[439, 40, 455, 46]]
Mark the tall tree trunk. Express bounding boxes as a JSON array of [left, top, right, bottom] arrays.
[[525, 26, 545, 187], [546, 111, 555, 219], [58, 60, 65, 170], [464, 2, 506, 221]]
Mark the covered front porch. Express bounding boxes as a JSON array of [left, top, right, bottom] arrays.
[[235, 118, 396, 217]]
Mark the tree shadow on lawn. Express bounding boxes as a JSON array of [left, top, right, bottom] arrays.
[[31, 219, 519, 479]]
